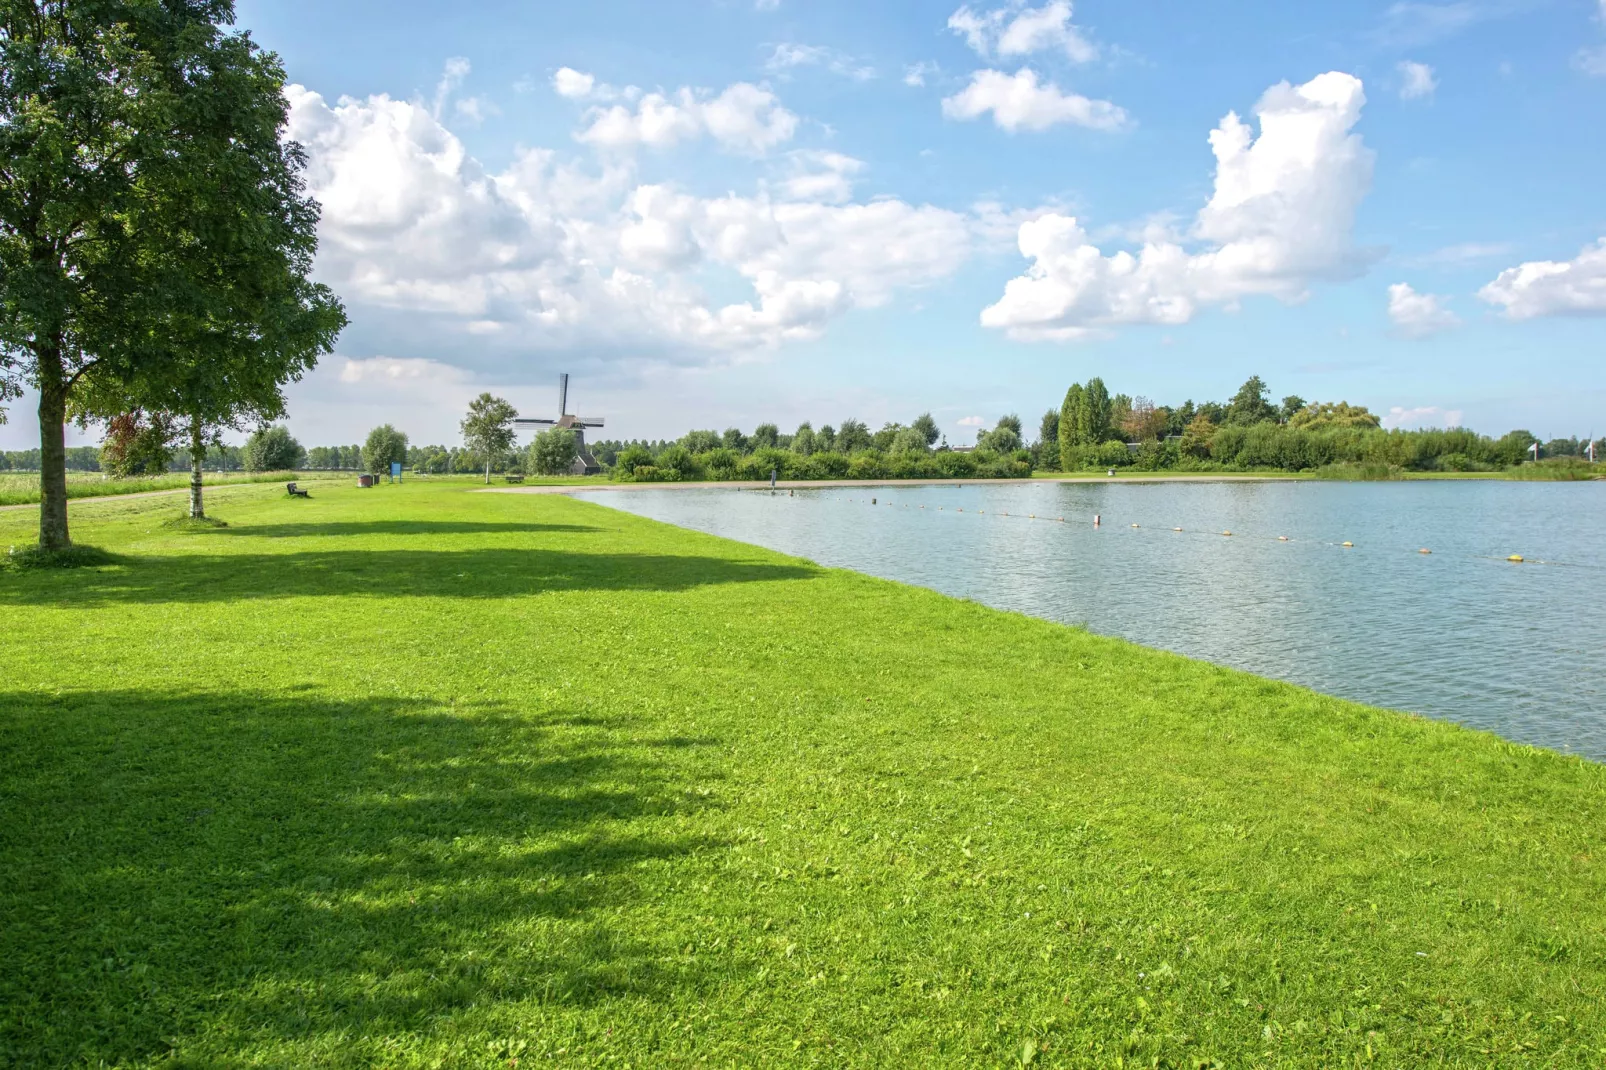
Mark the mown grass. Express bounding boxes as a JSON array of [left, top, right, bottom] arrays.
[[0, 469, 343, 507], [1, 483, 1603, 1067]]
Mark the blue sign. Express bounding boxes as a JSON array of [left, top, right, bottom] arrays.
[[390, 461, 402, 482]]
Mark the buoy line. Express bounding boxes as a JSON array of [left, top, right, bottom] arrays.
[[764, 490, 1597, 570]]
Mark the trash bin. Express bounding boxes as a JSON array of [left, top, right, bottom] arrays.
[[358, 474, 374, 488]]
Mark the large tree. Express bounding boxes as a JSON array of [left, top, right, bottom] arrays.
[[0, 0, 335, 546], [1058, 383, 1085, 469], [460, 393, 517, 483]]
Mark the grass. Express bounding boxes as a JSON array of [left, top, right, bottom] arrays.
[[0, 469, 350, 507], [1, 482, 1604, 1067]]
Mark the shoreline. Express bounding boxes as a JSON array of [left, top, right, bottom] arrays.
[[484, 473, 1315, 496]]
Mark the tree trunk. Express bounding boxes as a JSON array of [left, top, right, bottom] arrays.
[[188, 417, 206, 518], [484, 459, 490, 485], [36, 342, 70, 551]]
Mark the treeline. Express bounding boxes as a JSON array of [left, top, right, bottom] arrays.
[[1040, 374, 1601, 475], [596, 413, 1032, 483]]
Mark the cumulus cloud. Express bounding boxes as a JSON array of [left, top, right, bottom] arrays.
[[1397, 60, 1437, 99], [285, 85, 971, 361], [1577, 45, 1606, 76], [1382, 405, 1464, 430], [339, 356, 471, 387], [1387, 282, 1460, 336], [956, 415, 985, 426], [948, 1, 1098, 62], [557, 73, 797, 154], [941, 68, 1126, 131], [1478, 238, 1606, 318], [777, 151, 865, 203], [980, 72, 1377, 341]]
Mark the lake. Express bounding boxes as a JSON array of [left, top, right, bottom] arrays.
[[577, 479, 1606, 760]]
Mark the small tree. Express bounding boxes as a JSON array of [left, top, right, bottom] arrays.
[[529, 427, 578, 475], [100, 411, 177, 478], [1058, 383, 1086, 469], [460, 393, 518, 484], [792, 422, 816, 456], [911, 412, 940, 447], [244, 426, 304, 471], [1227, 375, 1277, 425], [362, 424, 409, 479]]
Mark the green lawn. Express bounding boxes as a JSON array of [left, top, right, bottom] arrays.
[[2, 483, 1603, 1067]]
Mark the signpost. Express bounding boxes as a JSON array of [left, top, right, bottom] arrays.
[[390, 461, 402, 484]]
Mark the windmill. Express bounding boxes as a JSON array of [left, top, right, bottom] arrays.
[[515, 374, 605, 475]]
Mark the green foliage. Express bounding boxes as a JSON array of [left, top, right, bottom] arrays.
[[612, 444, 655, 480], [360, 424, 408, 477], [791, 423, 816, 456], [1058, 383, 1084, 470], [1226, 375, 1277, 425], [1287, 401, 1381, 430], [458, 394, 517, 481], [100, 411, 177, 478], [528, 427, 578, 476], [836, 418, 873, 453], [751, 423, 780, 450], [679, 430, 721, 454], [911, 412, 939, 447], [244, 425, 305, 471]]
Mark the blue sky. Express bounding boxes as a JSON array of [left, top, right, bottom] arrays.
[[6, 0, 1604, 450]]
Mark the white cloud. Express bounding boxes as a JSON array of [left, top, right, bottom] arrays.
[[1576, 45, 1606, 77], [980, 72, 1377, 341], [765, 44, 876, 81], [777, 151, 865, 203], [339, 356, 471, 387], [552, 67, 596, 99], [575, 81, 798, 154], [956, 415, 985, 426], [904, 61, 940, 87], [1478, 238, 1606, 318], [948, 1, 1098, 62], [285, 85, 972, 361], [1397, 60, 1437, 99], [941, 68, 1126, 131], [1382, 405, 1464, 430], [1387, 282, 1460, 336], [755, 0, 780, 9]]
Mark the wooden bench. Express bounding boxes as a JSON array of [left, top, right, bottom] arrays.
[[504, 474, 525, 484], [286, 481, 310, 498]]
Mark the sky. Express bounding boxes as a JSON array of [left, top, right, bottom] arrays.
[[4, 0, 1605, 451]]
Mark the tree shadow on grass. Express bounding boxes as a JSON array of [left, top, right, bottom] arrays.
[[0, 688, 724, 1066], [213, 520, 602, 539], [0, 547, 817, 606]]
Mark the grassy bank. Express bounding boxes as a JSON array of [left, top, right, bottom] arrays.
[[1, 483, 1603, 1066]]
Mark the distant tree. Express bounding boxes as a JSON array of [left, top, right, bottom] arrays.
[[1197, 401, 1228, 426], [837, 419, 872, 453], [978, 417, 1023, 454], [1493, 429, 1539, 466], [751, 423, 779, 450], [1122, 397, 1167, 441], [1179, 413, 1217, 458], [1109, 395, 1133, 438], [245, 426, 304, 471], [722, 427, 749, 452], [530, 427, 578, 475], [615, 444, 654, 477], [1167, 400, 1196, 436], [1085, 378, 1113, 443], [1279, 395, 1308, 424], [1287, 401, 1381, 431], [1059, 383, 1086, 468], [911, 412, 940, 446], [817, 424, 838, 453], [460, 393, 517, 484], [680, 430, 721, 454], [889, 428, 929, 455], [792, 422, 817, 455], [100, 411, 177, 478], [1227, 376, 1277, 425], [362, 424, 408, 479]]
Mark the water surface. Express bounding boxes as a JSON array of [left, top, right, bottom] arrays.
[[577, 480, 1606, 759]]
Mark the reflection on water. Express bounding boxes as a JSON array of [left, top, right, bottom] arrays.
[[577, 480, 1606, 760]]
